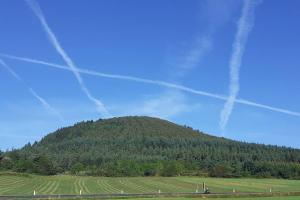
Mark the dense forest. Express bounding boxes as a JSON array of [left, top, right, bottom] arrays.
[[1, 116, 300, 178]]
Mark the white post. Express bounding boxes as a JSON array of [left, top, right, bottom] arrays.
[[195, 189, 198, 193], [80, 189, 82, 195], [270, 188, 272, 193], [121, 190, 124, 194], [158, 189, 161, 194], [233, 188, 235, 193], [33, 190, 36, 196]]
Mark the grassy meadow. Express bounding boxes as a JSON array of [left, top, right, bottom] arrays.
[[134, 197, 300, 200], [0, 173, 300, 196]]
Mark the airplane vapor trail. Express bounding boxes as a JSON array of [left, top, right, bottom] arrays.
[[1, 53, 300, 118], [219, 0, 259, 131], [25, 0, 110, 117], [0, 59, 63, 121]]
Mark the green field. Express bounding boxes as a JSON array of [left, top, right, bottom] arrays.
[[134, 198, 300, 200], [0, 173, 300, 196]]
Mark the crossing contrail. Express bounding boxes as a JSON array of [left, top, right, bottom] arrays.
[[220, 0, 259, 131], [25, 0, 111, 117], [0, 59, 63, 121], [1, 53, 300, 118]]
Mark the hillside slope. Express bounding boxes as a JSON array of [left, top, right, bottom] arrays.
[[2, 116, 300, 178]]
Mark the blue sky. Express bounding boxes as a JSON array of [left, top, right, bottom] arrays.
[[0, 0, 300, 150]]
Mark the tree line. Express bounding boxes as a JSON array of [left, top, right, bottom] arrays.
[[1, 116, 300, 178]]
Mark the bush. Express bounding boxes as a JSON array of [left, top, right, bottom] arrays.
[[32, 155, 56, 175], [161, 161, 183, 177], [71, 162, 85, 175], [209, 163, 233, 177]]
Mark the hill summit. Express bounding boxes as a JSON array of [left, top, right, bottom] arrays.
[[1, 116, 300, 178], [40, 116, 208, 142]]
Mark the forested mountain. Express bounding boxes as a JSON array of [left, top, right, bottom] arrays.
[[1, 116, 300, 178]]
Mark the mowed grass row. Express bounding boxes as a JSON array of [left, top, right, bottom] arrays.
[[132, 197, 300, 200], [0, 174, 299, 195]]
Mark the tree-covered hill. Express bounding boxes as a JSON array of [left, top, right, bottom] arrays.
[[1, 116, 300, 178]]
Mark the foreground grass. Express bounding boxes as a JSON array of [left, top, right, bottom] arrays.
[[0, 173, 299, 196], [133, 197, 300, 200]]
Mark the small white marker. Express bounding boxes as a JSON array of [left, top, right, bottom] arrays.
[[80, 189, 82, 195], [33, 190, 36, 196], [270, 188, 272, 193], [158, 189, 161, 194], [233, 189, 235, 193], [121, 190, 124, 194]]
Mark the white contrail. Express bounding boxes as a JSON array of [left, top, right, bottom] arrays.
[[25, 0, 110, 117], [0, 59, 22, 81], [1, 53, 300, 118], [219, 0, 259, 131], [0, 59, 63, 121], [235, 99, 300, 117], [0, 53, 227, 100]]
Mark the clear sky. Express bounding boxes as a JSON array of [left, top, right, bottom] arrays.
[[0, 0, 299, 150]]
